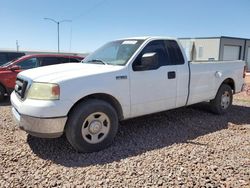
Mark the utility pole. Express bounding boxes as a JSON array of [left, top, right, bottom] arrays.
[[16, 40, 19, 52], [57, 22, 59, 53], [44, 18, 71, 53]]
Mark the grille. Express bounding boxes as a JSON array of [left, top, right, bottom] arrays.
[[15, 78, 28, 99]]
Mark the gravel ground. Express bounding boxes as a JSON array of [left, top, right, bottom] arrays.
[[0, 90, 249, 187]]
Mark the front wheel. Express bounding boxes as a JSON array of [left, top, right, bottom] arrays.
[[210, 84, 233, 114], [65, 99, 119, 153]]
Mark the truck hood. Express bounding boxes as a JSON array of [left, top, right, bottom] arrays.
[[18, 63, 124, 83]]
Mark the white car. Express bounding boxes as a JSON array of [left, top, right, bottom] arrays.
[[11, 37, 246, 152]]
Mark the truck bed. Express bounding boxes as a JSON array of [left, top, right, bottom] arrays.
[[187, 60, 245, 105]]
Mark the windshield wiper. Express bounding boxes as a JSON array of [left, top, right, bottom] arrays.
[[86, 59, 108, 65]]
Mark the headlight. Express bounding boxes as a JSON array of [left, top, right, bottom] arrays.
[[27, 83, 60, 100]]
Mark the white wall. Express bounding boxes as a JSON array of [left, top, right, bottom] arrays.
[[193, 39, 220, 61], [179, 38, 220, 61]]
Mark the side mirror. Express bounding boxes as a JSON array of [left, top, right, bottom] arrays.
[[9, 65, 21, 71], [141, 52, 158, 67], [133, 52, 158, 71]]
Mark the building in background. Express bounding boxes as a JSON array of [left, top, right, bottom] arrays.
[[179, 36, 250, 71]]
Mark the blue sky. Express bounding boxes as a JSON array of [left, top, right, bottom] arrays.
[[1, 0, 250, 53]]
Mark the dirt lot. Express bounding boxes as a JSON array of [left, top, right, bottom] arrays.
[[0, 85, 249, 187]]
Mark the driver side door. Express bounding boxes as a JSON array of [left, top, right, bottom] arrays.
[[129, 40, 177, 118]]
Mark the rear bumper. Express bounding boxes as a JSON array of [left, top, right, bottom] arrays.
[[12, 107, 67, 138]]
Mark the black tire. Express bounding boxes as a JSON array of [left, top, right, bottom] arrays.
[[210, 84, 233, 115], [0, 85, 5, 101], [65, 99, 119, 153]]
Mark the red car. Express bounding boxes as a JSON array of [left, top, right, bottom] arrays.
[[0, 54, 84, 101]]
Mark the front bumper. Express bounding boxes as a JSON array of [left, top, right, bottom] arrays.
[[12, 107, 67, 138]]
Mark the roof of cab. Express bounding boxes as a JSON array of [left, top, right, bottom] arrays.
[[118, 36, 177, 41]]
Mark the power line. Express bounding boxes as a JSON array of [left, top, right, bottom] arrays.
[[44, 0, 108, 52], [72, 0, 108, 21], [68, 0, 108, 53]]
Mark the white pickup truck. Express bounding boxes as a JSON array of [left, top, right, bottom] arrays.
[[11, 37, 245, 152]]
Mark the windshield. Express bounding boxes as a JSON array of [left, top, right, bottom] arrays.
[[82, 40, 144, 66]]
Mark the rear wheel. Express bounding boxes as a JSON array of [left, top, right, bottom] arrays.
[[210, 84, 233, 114], [0, 85, 5, 101], [65, 99, 119, 153]]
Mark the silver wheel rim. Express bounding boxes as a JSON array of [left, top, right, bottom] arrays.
[[81, 112, 110, 144], [221, 91, 230, 109]]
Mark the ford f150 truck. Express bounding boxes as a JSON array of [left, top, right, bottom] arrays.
[[11, 37, 245, 153]]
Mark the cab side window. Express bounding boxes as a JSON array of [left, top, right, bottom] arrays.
[[18, 58, 38, 69], [164, 40, 184, 65], [133, 40, 169, 71]]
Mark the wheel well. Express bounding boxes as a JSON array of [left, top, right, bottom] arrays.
[[68, 93, 124, 120], [222, 78, 235, 93]]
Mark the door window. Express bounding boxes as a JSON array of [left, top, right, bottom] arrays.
[[133, 40, 169, 71], [18, 58, 38, 69]]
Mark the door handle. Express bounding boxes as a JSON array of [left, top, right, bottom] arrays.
[[168, 71, 176, 79]]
